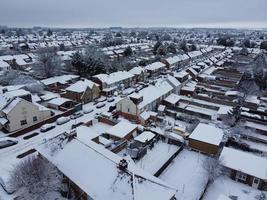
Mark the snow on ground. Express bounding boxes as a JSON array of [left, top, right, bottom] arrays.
[[160, 149, 208, 200], [0, 185, 14, 200], [0, 96, 122, 189], [203, 176, 267, 200], [135, 140, 179, 175]]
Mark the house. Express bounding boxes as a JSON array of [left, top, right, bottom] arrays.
[[128, 66, 148, 83], [164, 54, 190, 70], [163, 93, 181, 108], [41, 75, 79, 91], [63, 79, 100, 103], [173, 71, 189, 83], [186, 67, 198, 79], [0, 94, 52, 132], [37, 137, 176, 200], [188, 123, 224, 155], [219, 147, 267, 191], [144, 62, 166, 77], [105, 121, 138, 141], [180, 81, 197, 96], [165, 75, 181, 94], [92, 71, 134, 95], [47, 97, 75, 111], [5, 89, 32, 102], [116, 81, 173, 120]]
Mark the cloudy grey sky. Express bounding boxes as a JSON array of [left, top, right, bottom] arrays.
[[0, 0, 267, 28]]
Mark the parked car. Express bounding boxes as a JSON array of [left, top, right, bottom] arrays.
[[70, 112, 84, 119], [56, 116, 70, 125], [40, 123, 55, 132], [96, 102, 105, 108], [83, 107, 94, 114], [96, 96, 107, 103], [108, 105, 116, 112], [71, 122, 84, 129], [0, 137, 18, 149], [107, 97, 115, 102]]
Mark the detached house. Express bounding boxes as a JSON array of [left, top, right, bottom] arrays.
[[0, 94, 52, 132], [116, 81, 173, 120], [63, 79, 100, 103]]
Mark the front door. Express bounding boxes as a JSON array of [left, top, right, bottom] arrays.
[[252, 177, 260, 189]]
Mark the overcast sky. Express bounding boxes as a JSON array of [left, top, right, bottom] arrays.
[[1, 0, 267, 28]]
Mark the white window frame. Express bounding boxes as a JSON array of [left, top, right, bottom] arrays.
[[236, 171, 247, 181]]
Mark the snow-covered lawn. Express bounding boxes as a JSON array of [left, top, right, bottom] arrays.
[[203, 176, 267, 200], [135, 140, 180, 175], [160, 149, 208, 200]]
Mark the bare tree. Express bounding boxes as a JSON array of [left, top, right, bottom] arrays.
[[8, 156, 63, 200], [34, 47, 62, 78], [202, 157, 224, 185]]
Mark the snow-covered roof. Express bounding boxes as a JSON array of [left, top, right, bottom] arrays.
[[134, 131, 155, 143], [41, 75, 79, 86], [164, 94, 181, 105], [37, 138, 176, 200], [66, 79, 98, 93], [158, 104, 166, 112], [0, 94, 23, 114], [173, 71, 188, 78], [165, 54, 189, 65], [188, 50, 202, 58], [144, 62, 165, 71], [189, 123, 224, 146], [0, 60, 9, 69], [48, 97, 71, 106], [106, 121, 137, 139], [76, 125, 100, 141], [93, 71, 134, 85], [139, 111, 150, 120], [40, 92, 60, 101], [220, 147, 267, 180], [129, 81, 173, 109], [166, 75, 180, 87], [5, 89, 31, 98], [217, 106, 232, 115], [128, 66, 146, 75]]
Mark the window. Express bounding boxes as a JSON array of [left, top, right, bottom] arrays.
[[236, 171, 247, 181], [20, 120, 27, 126], [128, 108, 130, 113], [254, 178, 259, 184], [33, 116, 37, 122]]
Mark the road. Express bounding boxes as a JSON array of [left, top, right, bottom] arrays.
[[0, 97, 121, 179]]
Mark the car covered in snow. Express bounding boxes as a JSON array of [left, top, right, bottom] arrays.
[[40, 123, 56, 132], [96, 102, 105, 108], [0, 137, 18, 149], [107, 97, 115, 102], [70, 112, 84, 120], [56, 116, 71, 125], [83, 107, 94, 114]]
